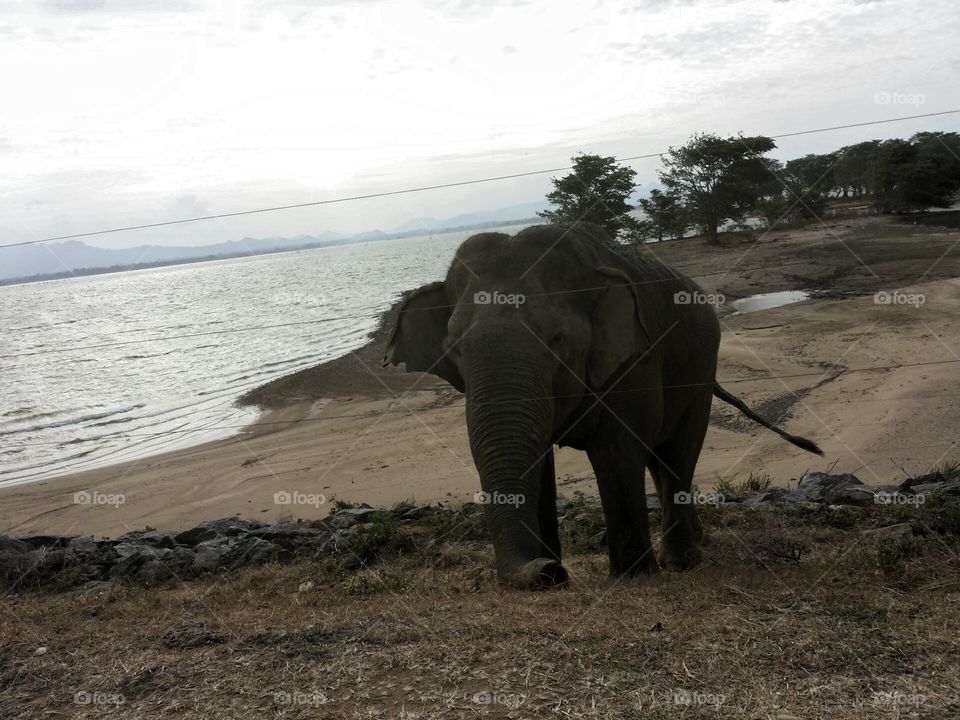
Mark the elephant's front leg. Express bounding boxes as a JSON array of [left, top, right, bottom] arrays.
[[536, 447, 562, 562], [586, 430, 658, 577]]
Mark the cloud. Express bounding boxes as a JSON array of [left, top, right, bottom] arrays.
[[37, 0, 197, 12]]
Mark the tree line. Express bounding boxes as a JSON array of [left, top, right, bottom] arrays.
[[538, 131, 960, 245]]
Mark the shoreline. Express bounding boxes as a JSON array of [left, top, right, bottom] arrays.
[[3, 218, 959, 539]]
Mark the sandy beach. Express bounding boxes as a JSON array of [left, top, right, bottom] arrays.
[[3, 217, 959, 538]]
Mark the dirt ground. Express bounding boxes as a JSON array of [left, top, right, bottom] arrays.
[[3, 503, 959, 719], [2, 216, 960, 539]]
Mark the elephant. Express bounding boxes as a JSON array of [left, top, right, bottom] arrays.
[[384, 222, 822, 589]]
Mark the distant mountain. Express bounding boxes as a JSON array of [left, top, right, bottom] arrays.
[[0, 233, 351, 283], [0, 200, 549, 284]]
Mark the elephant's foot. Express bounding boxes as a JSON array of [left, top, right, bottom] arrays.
[[611, 551, 660, 577], [660, 544, 702, 571], [504, 558, 570, 590]]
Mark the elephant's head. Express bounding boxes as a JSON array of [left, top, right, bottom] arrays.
[[384, 223, 659, 589]]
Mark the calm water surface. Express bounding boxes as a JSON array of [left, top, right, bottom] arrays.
[[0, 225, 529, 486]]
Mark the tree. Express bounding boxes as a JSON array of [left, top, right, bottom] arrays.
[[785, 152, 840, 198], [538, 154, 640, 238], [658, 133, 777, 245], [833, 141, 880, 199], [871, 132, 960, 213], [635, 189, 688, 242]]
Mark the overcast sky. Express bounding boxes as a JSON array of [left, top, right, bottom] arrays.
[[0, 0, 958, 249]]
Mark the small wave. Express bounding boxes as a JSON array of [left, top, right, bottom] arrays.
[[0, 403, 147, 437], [122, 349, 177, 360]]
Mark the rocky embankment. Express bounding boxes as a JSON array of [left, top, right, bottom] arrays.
[[2, 471, 958, 596]]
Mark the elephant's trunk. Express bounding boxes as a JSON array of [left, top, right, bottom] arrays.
[[465, 357, 566, 589]]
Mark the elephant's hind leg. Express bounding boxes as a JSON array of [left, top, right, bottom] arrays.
[[649, 400, 711, 571], [587, 429, 659, 577]]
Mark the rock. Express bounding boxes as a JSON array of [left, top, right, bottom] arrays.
[[138, 560, 173, 585], [744, 488, 809, 505], [298, 581, 315, 593], [166, 547, 197, 574], [65, 537, 99, 558], [0, 535, 31, 555], [903, 472, 944, 490], [912, 479, 960, 498], [799, 472, 863, 502], [823, 484, 876, 507], [316, 530, 352, 556], [248, 523, 331, 552], [646, 493, 661, 511], [224, 537, 286, 567], [117, 529, 177, 549], [556, 495, 575, 514], [113, 542, 171, 561], [721, 491, 744, 503], [109, 543, 172, 578], [19, 535, 68, 549], [193, 537, 233, 573], [34, 647, 47, 656], [176, 526, 219, 546], [175, 517, 265, 546], [330, 505, 378, 530], [938, 479, 960, 497], [398, 505, 431, 522]]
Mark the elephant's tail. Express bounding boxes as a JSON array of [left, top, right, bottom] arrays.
[[713, 383, 824, 456]]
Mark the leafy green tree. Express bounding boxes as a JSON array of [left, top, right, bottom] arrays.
[[538, 154, 640, 238], [658, 133, 777, 245], [872, 132, 960, 212], [785, 152, 840, 198], [833, 141, 880, 199], [635, 189, 688, 242]]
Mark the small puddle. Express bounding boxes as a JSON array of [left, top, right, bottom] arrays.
[[728, 290, 810, 315]]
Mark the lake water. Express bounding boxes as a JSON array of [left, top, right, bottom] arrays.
[[0, 225, 529, 486]]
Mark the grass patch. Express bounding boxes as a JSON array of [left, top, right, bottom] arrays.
[[928, 459, 960, 481], [715, 470, 774, 496]]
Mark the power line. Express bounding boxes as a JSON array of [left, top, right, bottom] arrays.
[[2, 109, 957, 251]]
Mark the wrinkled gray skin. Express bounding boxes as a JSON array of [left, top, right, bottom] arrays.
[[384, 223, 821, 589]]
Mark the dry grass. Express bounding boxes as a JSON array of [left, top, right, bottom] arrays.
[[3, 504, 960, 719]]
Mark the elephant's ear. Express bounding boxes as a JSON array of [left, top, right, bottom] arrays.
[[586, 266, 654, 392], [383, 281, 465, 392]]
